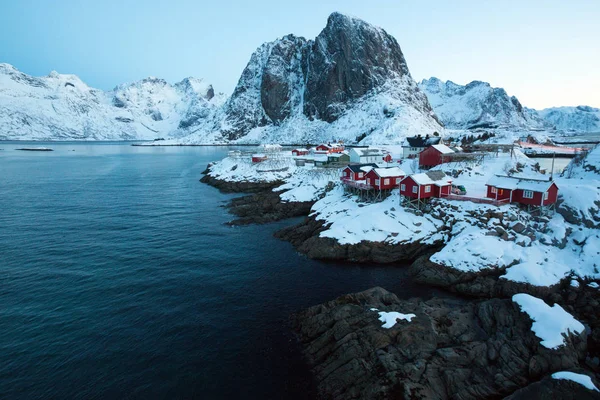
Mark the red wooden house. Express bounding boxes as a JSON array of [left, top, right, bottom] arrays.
[[400, 171, 452, 206], [316, 143, 345, 154], [341, 163, 378, 181], [292, 148, 309, 156], [251, 154, 267, 163], [365, 167, 406, 190], [485, 175, 558, 208], [419, 144, 460, 168]]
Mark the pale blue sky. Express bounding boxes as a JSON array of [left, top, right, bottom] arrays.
[[1, 0, 598, 109]]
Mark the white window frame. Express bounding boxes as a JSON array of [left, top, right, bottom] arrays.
[[358, 172, 364, 178], [384, 178, 390, 185], [523, 190, 534, 199], [375, 179, 380, 186], [543, 191, 549, 200], [412, 186, 418, 194], [491, 186, 497, 194], [400, 184, 406, 191], [396, 178, 401, 184], [425, 185, 431, 193], [367, 178, 371, 185]]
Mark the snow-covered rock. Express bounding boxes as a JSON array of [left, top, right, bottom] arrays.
[[512, 293, 585, 349], [538, 106, 600, 133], [0, 63, 224, 141], [419, 77, 546, 131]]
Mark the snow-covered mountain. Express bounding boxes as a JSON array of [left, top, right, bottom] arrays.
[[2, 12, 597, 143], [199, 12, 443, 144], [419, 77, 599, 134], [538, 106, 600, 133], [418, 77, 546, 130], [0, 63, 224, 141], [0, 13, 443, 144]]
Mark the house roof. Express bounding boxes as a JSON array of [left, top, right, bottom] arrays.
[[345, 163, 378, 173], [406, 171, 452, 186], [431, 144, 456, 154], [328, 152, 349, 158], [486, 175, 556, 192], [351, 147, 384, 156], [252, 153, 266, 158], [403, 135, 442, 148], [372, 167, 406, 178]]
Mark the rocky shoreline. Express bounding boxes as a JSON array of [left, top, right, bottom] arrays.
[[201, 169, 600, 399], [292, 287, 597, 400]]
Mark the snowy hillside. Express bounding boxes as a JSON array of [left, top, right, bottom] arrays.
[[419, 78, 546, 130], [419, 77, 600, 135], [538, 106, 600, 133], [0, 63, 223, 141]]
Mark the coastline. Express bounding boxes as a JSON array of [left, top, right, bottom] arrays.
[[200, 149, 600, 398]]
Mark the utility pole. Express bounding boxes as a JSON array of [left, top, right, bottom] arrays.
[[550, 152, 556, 180]]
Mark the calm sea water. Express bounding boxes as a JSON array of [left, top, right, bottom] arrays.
[[0, 142, 442, 399]]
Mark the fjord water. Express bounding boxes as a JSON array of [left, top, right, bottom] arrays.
[[0, 143, 439, 399]]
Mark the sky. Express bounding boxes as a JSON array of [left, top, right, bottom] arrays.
[[0, 0, 598, 109]]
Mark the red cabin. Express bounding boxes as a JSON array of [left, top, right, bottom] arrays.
[[399, 171, 452, 199], [292, 148, 309, 156], [251, 154, 267, 163], [341, 163, 378, 181], [419, 144, 458, 168], [316, 143, 344, 154], [365, 167, 406, 190], [485, 175, 559, 206]]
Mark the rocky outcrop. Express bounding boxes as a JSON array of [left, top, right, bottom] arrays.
[[199, 173, 282, 193], [275, 216, 444, 263], [505, 373, 600, 399], [200, 166, 314, 224], [303, 13, 412, 123], [293, 287, 589, 400], [221, 13, 442, 143], [225, 191, 313, 225]]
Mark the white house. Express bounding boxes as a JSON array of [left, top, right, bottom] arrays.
[[349, 147, 385, 164], [401, 134, 442, 159]]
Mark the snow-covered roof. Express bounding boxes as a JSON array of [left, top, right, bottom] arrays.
[[431, 144, 456, 154], [346, 163, 378, 173], [314, 155, 328, 162], [360, 166, 375, 173], [372, 167, 406, 177], [351, 147, 384, 156], [293, 148, 308, 152], [252, 153, 266, 157], [328, 152, 348, 158], [407, 171, 451, 186], [486, 175, 556, 192], [402, 135, 442, 148]]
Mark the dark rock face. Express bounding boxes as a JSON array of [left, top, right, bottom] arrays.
[[293, 287, 589, 400], [303, 13, 410, 122], [260, 35, 308, 123]]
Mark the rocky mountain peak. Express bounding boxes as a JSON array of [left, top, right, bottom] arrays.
[[223, 12, 435, 141]]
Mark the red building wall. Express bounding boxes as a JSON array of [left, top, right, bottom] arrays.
[[366, 170, 404, 189], [486, 183, 558, 205], [486, 186, 513, 201], [419, 147, 453, 168], [400, 177, 449, 199], [342, 167, 367, 181]]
